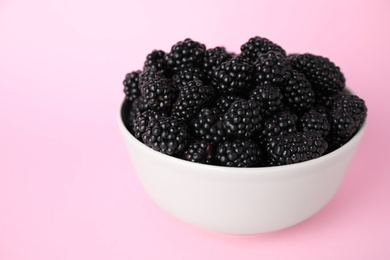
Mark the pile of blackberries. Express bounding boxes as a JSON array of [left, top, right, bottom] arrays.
[[122, 37, 367, 167]]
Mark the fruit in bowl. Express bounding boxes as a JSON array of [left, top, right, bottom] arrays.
[[118, 37, 367, 234]]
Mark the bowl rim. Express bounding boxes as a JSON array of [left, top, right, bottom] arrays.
[[118, 99, 367, 174]]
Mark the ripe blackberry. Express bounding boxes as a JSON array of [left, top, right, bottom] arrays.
[[249, 84, 284, 117], [139, 69, 177, 110], [254, 51, 289, 86], [165, 38, 206, 73], [182, 139, 214, 164], [171, 79, 213, 120], [282, 70, 315, 113], [127, 96, 150, 132], [202, 47, 234, 83], [240, 36, 286, 63], [289, 53, 345, 94], [143, 50, 167, 75], [191, 107, 226, 144], [315, 90, 344, 109], [215, 139, 263, 167], [123, 70, 141, 104], [266, 131, 328, 166], [142, 117, 189, 155], [212, 56, 253, 94], [299, 109, 330, 137], [215, 94, 242, 113], [329, 94, 367, 140], [133, 110, 168, 140], [172, 66, 206, 89], [223, 99, 262, 138], [260, 110, 298, 141]]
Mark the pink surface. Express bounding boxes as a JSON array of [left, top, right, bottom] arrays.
[[1, 0, 389, 259]]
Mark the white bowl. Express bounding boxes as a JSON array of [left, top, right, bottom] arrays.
[[118, 100, 367, 234]]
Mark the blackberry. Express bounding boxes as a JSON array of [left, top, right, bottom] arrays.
[[171, 79, 213, 120], [202, 47, 234, 83], [240, 36, 286, 63], [282, 70, 315, 113], [123, 70, 142, 104], [191, 107, 226, 143], [212, 56, 253, 94], [289, 53, 345, 94], [182, 139, 214, 164], [127, 96, 150, 132], [223, 99, 262, 138], [172, 66, 206, 89], [249, 84, 284, 117], [133, 110, 168, 140], [142, 117, 189, 155], [215, 94, 242, 113], [165, 38, 206, 73], [143, 50, 167, 75], [315, 90, 344, 109], [215, 139, 263, 167], [329, 94, 367, 140], [299, 109, 330, 137], [139, 69, 177, 110], [254, 51, 289, 86], [266, 131, 328, 166], [260, 110, 298, 141]]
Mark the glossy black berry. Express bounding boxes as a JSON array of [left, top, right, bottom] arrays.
[[182, 139, 214, 164], [172, 66, 206, 89], [133, 110, 169, 140], [171, 79, 213, 120], [240, 36, 286, 63], [123, 70, 141, 104], [202, 47, 234, 83], [165, 38, 206, 72], [329, 94, 367, 140], [191, 107, 226, 143], [282, 70, 315, 113], [299, 109, 330, 137], [223, 99, 262, 138], [266, 131, 328, 166], [289, 53, 345, 94], [142, 117, 189, 155], [254, 51, 289, 86], [260, 110, 298, 141], [215, 94, 242, 113], [215, 139, 263, 167], [143, 50, 168, 75], [212, 56, 253, 94], [249, 84, 284, 117]]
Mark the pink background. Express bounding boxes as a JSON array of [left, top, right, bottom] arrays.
[[1, 0, 389, 259]]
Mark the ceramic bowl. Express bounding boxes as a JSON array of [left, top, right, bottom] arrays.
[[118, 100, 366, 234]]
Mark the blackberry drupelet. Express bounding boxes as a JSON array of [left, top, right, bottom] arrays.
[[123, 70, 142, 104], [182, 139, 214, 164], [215, 139, 263, 167], [143, 50, 168, 75], [171, 79, 213, 120], [289, 53, 345, 94], [202, 47, 234, 83], [212, 56, 253, 94], [249, 84, 284, 117], [266, 131, 328, 166], [299, 109, 330, 137], [142, 117, 189, 155], [260, 110, 298, 141], [172, 66, 206, 89], [282, 70, 315, 113], [223, 99, 262, 138], [133, 110, 169, 140], [329, 94, 367, 140], [165, 38, 206, 73], [254, 51, 289, 86], [139, 68, 177, 110], [240, 36, 286, 63], [191, 107, 226, 144]]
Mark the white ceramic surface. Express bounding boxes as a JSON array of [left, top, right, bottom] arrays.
[[118, 101, 366, 234]]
